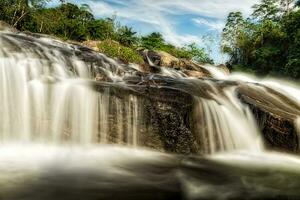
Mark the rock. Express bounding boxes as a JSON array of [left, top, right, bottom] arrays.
[[139, 63, 152, 73], [93, 81, 198, 154], [0, 21, 18, 32], [140, 49, 213, 78], [157, 51, 180, 66], [142, 50, 179, 67], [82, 40, 101, 51], [95, 73, 108, 81], [183, 70, 206, 78], [217, 64, 230, 75], [237, 83, 300, 153]]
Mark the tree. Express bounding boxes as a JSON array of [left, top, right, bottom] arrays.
[[0, 0, 51, 28], [221, 12, 247, 65], [186, 43, 213, 64], [280, 0, 294, 14], [282, 9, 300, 78], [0, 1, 214, 65], [221, 0, 300, 79], [251, 20, 287, 74], [116, 26, 138, 47], [87, 18, 116, 40], [141, 32, 165, 50], [251, 0, 281, 21]]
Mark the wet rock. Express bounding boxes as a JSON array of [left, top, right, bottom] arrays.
[[140, 49, 213, 78], [237, 84, 300, 153], [82, 40, 101, 51], [217, 64, 230, 75], [152, 51, 180, 67], [93, 82, 198, 154], [183, 70, 206, 78], [0, 21, 18, 32]]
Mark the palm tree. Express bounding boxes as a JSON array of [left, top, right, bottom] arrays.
[[117, 26, 138, 47]]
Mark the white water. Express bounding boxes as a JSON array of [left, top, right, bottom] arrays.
[[0, 33, 142, 146], [193, 88, 262, 154], [201, 64, 228, 79], [1, 31, 300, 199], [1, 31, 300, 155], [203, 65, 300, 137]]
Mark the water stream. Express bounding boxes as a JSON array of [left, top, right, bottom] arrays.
[[0, 31, 300, 199]]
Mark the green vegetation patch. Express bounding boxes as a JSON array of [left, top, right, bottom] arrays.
[[222, 0, 300, 79], [98, 40, 144, 64]]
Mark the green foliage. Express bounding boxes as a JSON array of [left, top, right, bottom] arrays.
[[87, 18, 116, 40], [285, 59, 300, 78], [221, 12, 245, 54], [0, 1, 213, 64], [116, 26, 138, 47], [185, 43, 214, 64], [98, 40, 144, 64], [0, 0, 51, 28], [222, 0, 300, 79], [252, 0, 281, 21], [141, 33, 213, 64], [141, 32, 165, 50]]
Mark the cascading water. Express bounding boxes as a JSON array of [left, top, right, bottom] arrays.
[[203, 65, 300, 141], [0, 33, 143, 146], [193, 89, 261, 154], [1, 30, 300, 199], [0, 31, 263, 153]]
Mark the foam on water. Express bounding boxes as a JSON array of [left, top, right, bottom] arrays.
[[1, 30, 300, 199]]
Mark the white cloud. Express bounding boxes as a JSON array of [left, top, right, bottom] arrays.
[[69, 0, 260, 62], [192, 18, 225, 31], [85, 0, 259, 19], [82, 0, 259, 44]]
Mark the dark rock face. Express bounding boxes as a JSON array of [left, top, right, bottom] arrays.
[[237, 84, 300, 153], [93, 81, 198, 154]]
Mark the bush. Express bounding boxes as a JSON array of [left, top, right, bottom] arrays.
[[98, 40, 144, 64], [285, 59, 300, 79]]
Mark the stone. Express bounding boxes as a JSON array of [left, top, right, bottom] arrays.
[[217, 64, 230, 75], [82, 40, 101, 51], [237, 83, 300, 153], [183, 70, 206, 78], [140, 49, 213, 78]]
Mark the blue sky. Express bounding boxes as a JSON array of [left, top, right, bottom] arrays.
[[49, 0, 259, 63]]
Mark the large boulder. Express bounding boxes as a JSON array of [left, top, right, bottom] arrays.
[[154, 51, 180, 67], [140, 50, 212, 78], [237, 83, 300, 153]]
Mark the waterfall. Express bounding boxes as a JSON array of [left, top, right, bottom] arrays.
[[201, 64, 228, 79], [192, 86, 262, 154], [1, 31, 299, 154], [200, 66, 300, 138], [0, 32, 144, 146]]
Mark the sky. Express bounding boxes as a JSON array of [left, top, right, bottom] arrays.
[[49, 0, 260, 63]]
